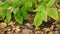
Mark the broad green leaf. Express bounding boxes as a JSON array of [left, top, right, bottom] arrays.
[[0, 2, 4, 5], [6, 10, 11, 23], [14, 12, 23, 24], [35, 5, 45, 12], [20, 6, 28, 20], [41, 9, 47, 22], [20, 0, 26, 4], [24, 1, 32, 7], [47, 8, 58, 20], [0, 11, 3, 17], [47, 0, 56, 7], [7, 0, 21, 7], [0, 10, 5, 19], [26, 7, 34, 12], [0, 10, 3, 17], [34, 12, 43, 27], [13, 7, 19, 14], [40, 0, 47, 5], [42, 0, 50, 3], [0, 2, 9, 10], [22, 0, 32, 7], [31, 0, 37, 4]]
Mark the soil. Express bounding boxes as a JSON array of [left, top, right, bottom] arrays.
[[0, 0, 60, 34]]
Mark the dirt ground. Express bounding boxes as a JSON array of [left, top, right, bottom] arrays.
[[0, 0, 60, 34]]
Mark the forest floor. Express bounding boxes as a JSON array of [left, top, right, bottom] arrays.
[[0, 0, 60, 34]]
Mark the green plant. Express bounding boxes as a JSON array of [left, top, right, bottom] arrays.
[[0, 0, 58, 27], [34, 0, 58, 27], [0, 0, 37, 24]]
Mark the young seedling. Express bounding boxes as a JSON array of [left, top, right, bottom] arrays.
[[34, 0, 58, 28]]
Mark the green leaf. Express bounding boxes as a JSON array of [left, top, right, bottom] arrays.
[[0, 11, 3, 17], [26, 7, 34, 12], [22, 0, 32, 7], [6, 10, 11, 23], [34, 12, 43, 27], [0, 10, 5, 19], [24, 1, 32, 7], [7, 0, 21, 7], [0, 2, 9, 10], [47, 0, 56, 7], [14, 12, 23, 24], [0, 2, 4, 5], [41, 9, 47, 22], [47, 8, 58, 20], [13, 7, 19, 14], [20, 6, 28, 20], [42, 0, 49, 3], [35, 5, 45, 12], [31, 0, 37, 4]]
